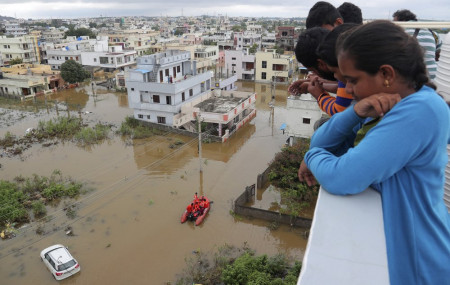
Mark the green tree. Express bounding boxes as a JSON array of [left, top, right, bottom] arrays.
[[51, 19, 62, 28], [9, 58, 23, 65], [89, 22, 97, 28], [60, 60, 90, 84], [249, 43, 258, 54], [232, 25, 242, 32], [65, 27, 96, 39], [174, 28, 184, 36]]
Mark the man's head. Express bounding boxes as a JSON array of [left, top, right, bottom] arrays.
[[316, 23, 359, 82], [306, 1, 343, 30], [392, 9, 417, 21], [338, 2, 363, 24], [295, 27, 335, 81]]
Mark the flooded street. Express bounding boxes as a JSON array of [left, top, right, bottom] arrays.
[[0, 81, 309, 284]]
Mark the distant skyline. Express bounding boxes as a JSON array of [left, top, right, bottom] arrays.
[[1, 0, 450, 21]]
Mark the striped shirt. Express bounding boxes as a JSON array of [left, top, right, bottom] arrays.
[[405, 28, 438, 79], [317, 81, 353, 116]]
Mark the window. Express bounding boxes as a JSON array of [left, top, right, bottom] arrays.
[[232, 64, 236, 67], [166, 96, 172, 105], [182, 92, 185, 102], [100, 57, 108, 64], [138, 114, 143, 119], [147, 115, 150, 119], [140, 93, 150, 103], [261, 72, 266, 80], [189, 89, 193, 97], [157, 116, 166, 124], [131, 88, 135, 91], [65, 57, 68, 60], [94, 58, 97, 62], [153, 95, 160, 103], [177, 66, 180, 72], [232, 57, 236, 60], [262, 61, 267, 68], [303, 118, 311, 124]]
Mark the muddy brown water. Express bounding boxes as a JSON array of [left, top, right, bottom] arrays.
[[0, 81, 309, 284]]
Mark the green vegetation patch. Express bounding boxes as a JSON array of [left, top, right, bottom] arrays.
[[36, 116, 83, 139], [0, 170, 88, 235], [267, 139, 319, 216], [175, 243, 301, 285], [117, 116, 164, 139], [74, 123, 110, 145], [1, 117, 112, 156]]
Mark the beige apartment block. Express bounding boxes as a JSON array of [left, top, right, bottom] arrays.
[[0, 35, 40, 65], [254, 49, 295, 83]]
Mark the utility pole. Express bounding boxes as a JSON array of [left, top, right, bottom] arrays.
[[198, 113, 203, 173]]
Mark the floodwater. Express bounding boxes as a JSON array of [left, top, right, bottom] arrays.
[[0, 81, 309, 284]]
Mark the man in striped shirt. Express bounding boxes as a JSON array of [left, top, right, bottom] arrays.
[[393, 9, 440, 79]]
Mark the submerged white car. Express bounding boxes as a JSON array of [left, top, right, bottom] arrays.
[[40, 244, 80, 280]]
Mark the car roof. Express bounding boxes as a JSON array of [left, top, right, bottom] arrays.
[[46, 245, 73, 264]]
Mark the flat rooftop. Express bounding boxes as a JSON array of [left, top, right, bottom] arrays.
[[195, 91, 254, 113]]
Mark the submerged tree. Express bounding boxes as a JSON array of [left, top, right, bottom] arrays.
[[60, 60, 90, 84]]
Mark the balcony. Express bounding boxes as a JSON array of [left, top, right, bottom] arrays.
[[298, 187, 389, 284]]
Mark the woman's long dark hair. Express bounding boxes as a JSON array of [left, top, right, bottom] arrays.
[[336, 20, 433, 91]]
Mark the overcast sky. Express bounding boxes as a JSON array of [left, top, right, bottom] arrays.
[[1, 0, 449, 21]]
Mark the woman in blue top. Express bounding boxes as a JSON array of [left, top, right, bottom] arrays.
[[298, 20, 450, 285]]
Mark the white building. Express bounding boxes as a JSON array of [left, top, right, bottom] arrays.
[[42, 28, 65, 43], [224, 50, 255, 80], [126, 50, 207, 126], [81, 45, 137, 71], [5, 22, 27, 37], [126, 50, 256, 142], [283, 94, 324, 144], [233, 32, 261, 51], [46, 36, 136, 71], [0, 36, 39, 65], [47, 36, 107, 70]]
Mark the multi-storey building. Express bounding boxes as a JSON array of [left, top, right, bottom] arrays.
[[101, 30, 159, 56], [0, 63, 63, 98], [126, 50, 256, 142], [275, 26, 298, 52], [224, 50, 255, 80], [81, 45, 137, 71], [262, 33, 277, 50], [126, 50, 209, 126], [255, 49, 295, 83], [42, 28, 65, 43], [233, 32, 262, 51], [5, 22, 27, 37], [47, 36, 103, 70], [0, 35, 40, 65]]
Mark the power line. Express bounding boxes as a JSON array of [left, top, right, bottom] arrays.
[[0, 132, 207, 258]]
